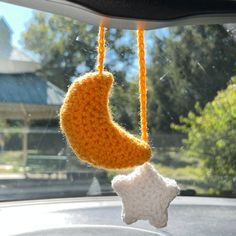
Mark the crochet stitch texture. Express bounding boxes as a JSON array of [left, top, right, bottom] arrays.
[[60, 71, 151, 169], [112, 163, 180, 228]]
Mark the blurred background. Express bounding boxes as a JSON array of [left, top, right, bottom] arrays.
[[0, 1, 235, 201]]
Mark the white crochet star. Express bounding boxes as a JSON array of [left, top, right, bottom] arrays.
[[112, 163, 179, 228]]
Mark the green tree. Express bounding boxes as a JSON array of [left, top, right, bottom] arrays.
[[23, 13, 136, 130], [172, 77, 236, 191], [23, 13, 134, 90], [147, 25, 236, 133]]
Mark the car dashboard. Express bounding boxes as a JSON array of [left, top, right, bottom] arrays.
[[0, 196, 235, 236]]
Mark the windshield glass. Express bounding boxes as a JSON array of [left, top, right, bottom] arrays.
[[0, 2, 235, 201]]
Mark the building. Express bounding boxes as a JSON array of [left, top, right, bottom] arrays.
[[0, 16, 65, 167]]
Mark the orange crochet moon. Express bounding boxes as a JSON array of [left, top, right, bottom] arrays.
[[60, 72, 151, 169]]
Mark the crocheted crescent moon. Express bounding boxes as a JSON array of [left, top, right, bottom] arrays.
[[60, 72, 151, 169]]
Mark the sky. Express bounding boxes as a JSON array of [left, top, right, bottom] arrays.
[[0, 1, 168, 77], [0, 1, 33, 48], [0, 1, 168, 49]]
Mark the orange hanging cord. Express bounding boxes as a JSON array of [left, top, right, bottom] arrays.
[[137, 28, 148, 142], [97, 25, 148, 143], [97, 24, 106, 74]]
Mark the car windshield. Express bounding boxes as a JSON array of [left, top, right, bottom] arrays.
[[0, 2, 235, 201]]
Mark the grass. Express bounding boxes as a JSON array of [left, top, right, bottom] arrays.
[[0, 151, 23, 165], [0, 149, 228, 195], [155, 163, 208, 194], [107, 148, 217, 195], [0, 150, 36, 173], [155, 164, 204, 181], [153, 148, 214, 194]]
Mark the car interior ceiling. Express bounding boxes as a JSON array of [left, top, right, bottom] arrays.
[[2, 0, 236, 29]]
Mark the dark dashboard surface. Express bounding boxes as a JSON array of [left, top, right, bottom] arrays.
[[0, 196, 235, 236]]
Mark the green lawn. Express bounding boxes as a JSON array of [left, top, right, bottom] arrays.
[[0, 151, 23, 166], [0, 149, 225, 195], [0, 150, 37, 173], [108, 148, 217, 195], [154, 148, 215, 195]]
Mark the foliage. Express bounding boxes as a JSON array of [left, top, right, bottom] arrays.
[[172, 77, 236, 190], [23, 13, 134, 89], [23, 13, 135, 129], [20, 18, 236, 195], [23, 17, 236, 134], [147, 25, 236, 132]]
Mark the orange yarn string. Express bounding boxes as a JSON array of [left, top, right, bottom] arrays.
[[97, 24, 106, 74], [137, 29, 148, 142], [96, 25, 148, 142]]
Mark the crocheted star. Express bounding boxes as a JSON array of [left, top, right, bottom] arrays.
[[111, 163, 180, 228]]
